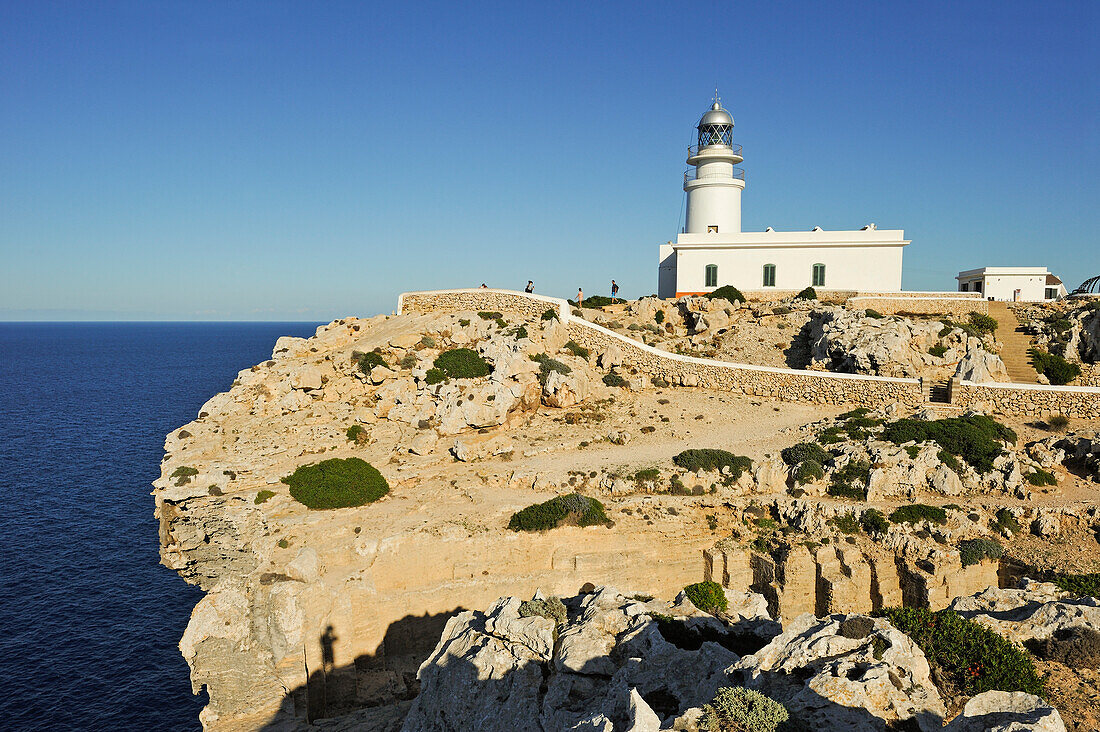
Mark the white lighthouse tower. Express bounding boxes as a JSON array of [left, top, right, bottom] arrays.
[[683, 97, 744, 235]]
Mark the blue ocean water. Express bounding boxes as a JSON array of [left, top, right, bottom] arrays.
[[0, 322, 322, 731]]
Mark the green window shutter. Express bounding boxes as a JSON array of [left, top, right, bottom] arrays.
[[705, 264, 718, 288], [763, 264, 775, 287]]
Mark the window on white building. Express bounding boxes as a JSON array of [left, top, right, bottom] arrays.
[[762, 264, 776, 287], [1045, 288, 1058, 300], [960, 283, 968, 292], [705, 264, 718, 288], [812, 263, 826, 287]]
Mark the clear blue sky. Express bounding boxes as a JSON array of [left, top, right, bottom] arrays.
[[2, 1, 1097, 320]]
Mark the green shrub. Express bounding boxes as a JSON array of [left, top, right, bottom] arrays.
[[889, 504, 947, 525], [881, 414, 1016, 473], [458, 318, 470, 327], [958, 537, 1003, 567], [1047, 414, 1070, 431], [1026, 468, 1058, 486], [794, 460, 824, 484], [424, 368, 446, 385], [1029, 348, 1080, 385], [171, 466, 199, 486], [684, 580, 728, 614], [354, 350, 386, 374], [564, 340, 590, 359], [507, 493, 611, 531], [399, 352, 417, 369], [602, 372, 627, 387], [509, 324, 529, 340], [860, 508, 890, 535], [518, 597, 567, 625], [254, 489, 275, 505], [928, 344, 948, 358], [700, 686, 789, 732], [540, 308, 558, 321], [938, 450, 963, 474], [967, 311, 998, 335], [794, 286, 817, 300], [346, 424, 365, 442], [830, 513, 860, 534], [281, 457, 389, 510], [673, 449, 753, 478], [827, 459, 870, 499], [781, 442, 832, 467], [417, 335, 437, 349], [529, 353, 572, 386], [477, 311, 502, 320], [632, 467, 661, 488], [569, 295, 617, 308], [705, 285, 745, 303], [992, 508, 1021, 535], [654, 310, 665, 323], [277, 538, 289, 549], [865, 308, 884, 319], [1049, 573, 1100, 598], [875, 607, 1044, 697], [1030, 627, 1100, 668], [433, 348, 491, 379]]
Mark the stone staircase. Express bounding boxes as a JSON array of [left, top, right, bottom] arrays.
[[988, 301, 1040, 384]]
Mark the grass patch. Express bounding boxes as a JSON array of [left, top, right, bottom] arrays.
[[1029, 348, 1080, 385], [1026, 468, 1058, 487], [875, 607, 1044, 698], [958, 537, 1003, 567], [889, 503, 947, 525], [433, 348, 491, 379], [672, 449, 752, 478], [938, 450, 963, 474], [881, 414, 1016, 474], [1047, 414, 1070, 432], [281, 457, 389, 510], [705, 285, 745, 303], [507, 493, 611, 532], [564, 340, 589, 359], [683, 580, 727, 614]]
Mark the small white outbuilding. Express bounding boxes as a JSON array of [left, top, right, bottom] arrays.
[[955, 267, 1066, 302]]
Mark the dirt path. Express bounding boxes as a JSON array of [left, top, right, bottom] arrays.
[[989, 302, 1040, 383]]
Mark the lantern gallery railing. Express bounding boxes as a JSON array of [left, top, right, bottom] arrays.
[[688, 143, 743, 158], [684, 167, 745, 183]]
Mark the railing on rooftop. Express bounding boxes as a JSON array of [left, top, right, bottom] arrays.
[[685, 167, 745, 183], [688, 143, 743, 158]]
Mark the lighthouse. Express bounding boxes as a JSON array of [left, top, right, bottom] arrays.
[[683, 98, 744, 235], [658, 96, 909, 298]]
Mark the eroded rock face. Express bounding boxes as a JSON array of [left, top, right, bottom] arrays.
[[949, 579, 1100, 643], [944, 691, 1066, 732], [731, 612, 946, 731]]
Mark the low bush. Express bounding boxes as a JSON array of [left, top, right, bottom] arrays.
[[602, 372, 627, 387], [928, 344, 948, 358], [1047, 414, 1070, 432], [830, 513, 860, 534], [992, 508, 1021, 535], [673, 449, 752, 478], [781, 442, 831, 467], [540, 308, 558, 321], [1026, 468, 1058, 487], [827, 459, 870, 500], [171, 466, 198, 486], [875, 607, 1044, 697], [881, 414, 1016, 474], [254, 489, 275, 505], [684, 580, 728, 614], [794, 286, 817, 300], [509, 325, 529, 340], [353, 350, 386, 374], [958, 537, 1003, 567], [967, 311, 998, 335], [530, 353, 572, 386], [433, 348, 491, 380], [705, 285, 745, 303], [699, 686, 789, 732], [564, 340, 590, 359], [794, 460, 824, 484], [569, 295, 617, 308], [865, 308, 884, 319], [1029, 627, 1100, 668], [507, 493, 611, 532], [938, 450, 963, 475], [399, 352, 417, 369], [632, 467, 661, 488], [477, 311, 502, 320], [417, 335, 437, 349], [889, 504, 947, 525], [1049, 573, 1100, 598], [518, 597, 567, 625], [654, 310, 665, 323], [281, 457, 389, 510], [1029, 348, 1080, 385], [860, 508, 890, 535]]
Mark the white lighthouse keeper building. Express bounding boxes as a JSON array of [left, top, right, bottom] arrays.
[[659, 98, 910, 298]]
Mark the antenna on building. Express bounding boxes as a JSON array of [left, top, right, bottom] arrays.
[[713, 86, 721, 106]]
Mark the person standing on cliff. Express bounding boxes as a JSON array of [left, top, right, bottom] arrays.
[[576, 288, 583, 308], [525, 281, 534, 293], [610, 280, 619, 303]]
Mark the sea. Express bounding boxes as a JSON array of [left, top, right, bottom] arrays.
[[0, 322, 322, 731]]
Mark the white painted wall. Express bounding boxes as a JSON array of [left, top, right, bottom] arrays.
[[684, 177, 744, 235], [658, 243, 677, 299], [956, 267, 1060, 302]]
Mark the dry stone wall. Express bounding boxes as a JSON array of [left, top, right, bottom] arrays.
[[952, 379, 1100, 419], [848, 296, 989, 317]]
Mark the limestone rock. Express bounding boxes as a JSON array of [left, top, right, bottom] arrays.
[[452, 433, 514, 462], [1031, 513, 1061, 538], [944, 691, 1066, 732], [949, 580, 1100, 643], [955, 344, 1010, 383], [290, 365, 323, 391]]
